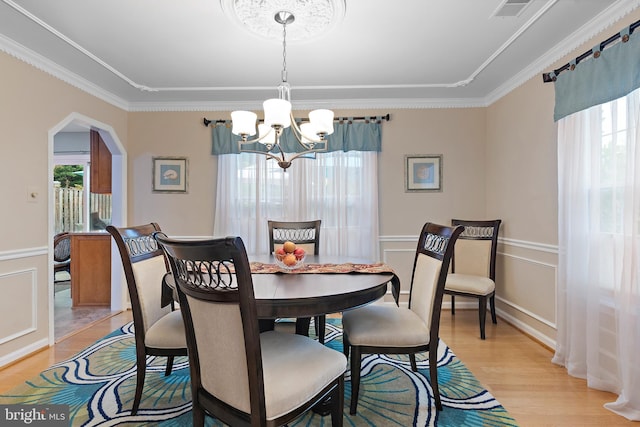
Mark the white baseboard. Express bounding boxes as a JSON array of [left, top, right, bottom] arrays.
[[0, 338, 48, 368]]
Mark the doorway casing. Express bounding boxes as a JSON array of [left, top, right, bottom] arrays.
[[47, 112, 127, 345]]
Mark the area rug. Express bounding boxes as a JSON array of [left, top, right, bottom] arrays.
[[0, 319, 518, 426]]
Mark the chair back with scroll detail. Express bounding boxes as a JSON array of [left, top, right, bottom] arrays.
[[341, 222, 463, 414], [53, 232, 71, 281], [267, 220, 325, 342], [155, 234, 346, 427], [444, 219, 501, 340], [268, 220, 321, 255], [106, 223, 187, 415]]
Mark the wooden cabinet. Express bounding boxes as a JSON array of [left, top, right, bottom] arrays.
[[90, 129, 112, 194], [70, 233, 111, 307]]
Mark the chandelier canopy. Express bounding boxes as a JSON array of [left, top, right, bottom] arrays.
[[229, 9, 338, 170]]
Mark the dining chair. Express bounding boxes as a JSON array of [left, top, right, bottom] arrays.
[[155, 234, 346, 427], [53, 232, 71, 282], [444, 219, 502, 339], [267, 219, 325, 342], [341, 221, 464, 414], [106, 223, 187, 415]]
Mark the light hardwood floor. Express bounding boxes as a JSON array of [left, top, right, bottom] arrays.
[[0, 309, 634, 426]]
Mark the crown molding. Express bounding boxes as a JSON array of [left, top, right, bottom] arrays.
[[127, 97, 488, 112], [484, 0, 640, 105], [2, 0, 639, 112], [0, 33, 130, 111]]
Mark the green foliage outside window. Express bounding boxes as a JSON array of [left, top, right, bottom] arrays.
[[54, 165, 84, 188]]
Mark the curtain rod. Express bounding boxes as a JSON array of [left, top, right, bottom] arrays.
[[542, 19, 639, 83], [203, 113, 390, 127]]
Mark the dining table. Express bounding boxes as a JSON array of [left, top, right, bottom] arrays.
[[163, 254, 400, 335], [247, 254, 400, 335]]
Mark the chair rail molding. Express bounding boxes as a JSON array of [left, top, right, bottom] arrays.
[[0, 246, 48, 261], [499, 237, 558, 253]]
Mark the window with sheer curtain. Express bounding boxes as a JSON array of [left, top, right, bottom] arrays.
[[554, 87, 640, 420], [213, 150, 380, 260]]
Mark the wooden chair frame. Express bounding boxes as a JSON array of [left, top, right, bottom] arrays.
[[343, 222, 464, 414], [155, 234, 344, 427], [267, 220, 325, 342], [107, 223, 187, 415], [53, 232, 71, 281]]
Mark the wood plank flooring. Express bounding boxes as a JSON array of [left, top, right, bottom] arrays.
[[0, 309, 635, 426]]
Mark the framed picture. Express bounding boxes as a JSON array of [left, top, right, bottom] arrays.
[[404, 154, 442, 192], [152, 157, 188, 193]]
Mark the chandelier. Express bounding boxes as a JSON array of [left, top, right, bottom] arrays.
[[230, 11, 335, 170]]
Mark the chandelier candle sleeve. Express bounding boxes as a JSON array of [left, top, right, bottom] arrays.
[[231, 111, 257, 137]]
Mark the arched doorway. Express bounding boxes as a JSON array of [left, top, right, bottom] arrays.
[[48, 113, 127, 344]]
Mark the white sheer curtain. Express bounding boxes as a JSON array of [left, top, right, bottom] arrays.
[[213, 150, 380, 259], [555, 87, 640, 420]]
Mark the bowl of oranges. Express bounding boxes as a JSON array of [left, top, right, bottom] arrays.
[[274, 241, 306, 271]]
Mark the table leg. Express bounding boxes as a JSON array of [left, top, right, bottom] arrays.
[[259, 319, 275, 333], [295, 317, 311, 336]]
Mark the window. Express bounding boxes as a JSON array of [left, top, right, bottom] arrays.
[[214, 150, 380, 259]]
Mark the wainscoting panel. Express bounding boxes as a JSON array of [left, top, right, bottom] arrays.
[[0, 268, 37, 345]]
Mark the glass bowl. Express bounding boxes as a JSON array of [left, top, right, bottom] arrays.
[[275, 254, 306, 271]]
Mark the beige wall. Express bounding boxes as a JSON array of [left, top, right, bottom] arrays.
[[127, 112, 217, 236], [0, 51, 128, 363], [2, 7, 639, 366]]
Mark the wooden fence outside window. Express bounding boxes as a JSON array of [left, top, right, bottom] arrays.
[[54, 187, 112, 234]]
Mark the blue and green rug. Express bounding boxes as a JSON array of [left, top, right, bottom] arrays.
[[0, 319, 517, 426]]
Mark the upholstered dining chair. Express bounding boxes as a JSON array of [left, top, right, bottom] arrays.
[[267, 219, 325, 342], [444, 219, 502, 340], [155, 234, 346, 427], [53, 232, 71, 282], [106, 223, 187, 415], [342, 222, 464, 414]]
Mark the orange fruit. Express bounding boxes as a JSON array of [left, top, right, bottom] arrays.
[[283, 241, 296, 253], [283, 253, 297, 266]]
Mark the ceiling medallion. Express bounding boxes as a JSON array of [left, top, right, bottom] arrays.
[[220, 0, 346, 42]]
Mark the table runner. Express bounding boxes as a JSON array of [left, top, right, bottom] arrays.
[[249, 261, 394, 274], [248, 261, 401, 305]]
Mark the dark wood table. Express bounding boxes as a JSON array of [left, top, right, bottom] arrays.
[[164, 254, 399, 335], [249, 255, 398, 335]]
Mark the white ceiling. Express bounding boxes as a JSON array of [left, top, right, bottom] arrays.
[[1, 0, 639, 112]]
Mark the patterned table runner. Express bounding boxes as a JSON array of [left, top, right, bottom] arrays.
[[248, 261, 395, 275], [248, 262, 400, 304]]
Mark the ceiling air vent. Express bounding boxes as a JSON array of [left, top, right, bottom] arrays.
[[492, 0, 532, 18]]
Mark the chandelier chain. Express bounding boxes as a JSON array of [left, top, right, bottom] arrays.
[[281, 22, 288, 83]]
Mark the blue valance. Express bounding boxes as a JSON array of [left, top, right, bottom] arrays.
[[211, 118, 382, 155], [553, 25, 640, 121]]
